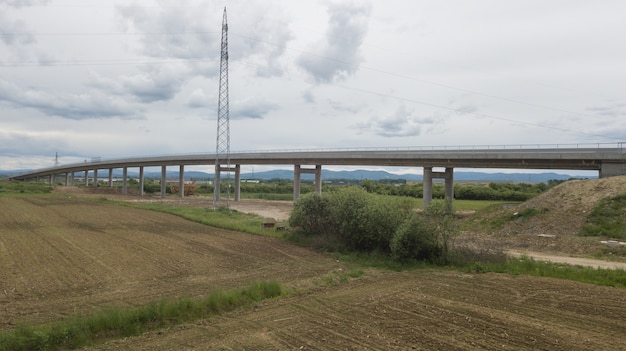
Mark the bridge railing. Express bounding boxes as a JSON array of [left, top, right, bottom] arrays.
[[230, 142, 625, 154]]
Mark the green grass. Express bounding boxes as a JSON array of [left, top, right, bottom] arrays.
[[117, 201, 283, 237], [452, 199, 521, 211], [0, 180, 53, 195], [459, 256, 626, 288], [0, 281, 284, 351], [580, 193, 626, 239], [241, 193, 295, 201]]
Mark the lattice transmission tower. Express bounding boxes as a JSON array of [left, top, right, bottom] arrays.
[[214, 7, 231, 208]]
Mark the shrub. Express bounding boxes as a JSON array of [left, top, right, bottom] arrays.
[[289, 193, 335, 236], [288, 187, 415, 253], [390, 214, 442, 262]]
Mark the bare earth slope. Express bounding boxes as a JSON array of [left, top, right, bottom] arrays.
[[462, 176, 626, 255]]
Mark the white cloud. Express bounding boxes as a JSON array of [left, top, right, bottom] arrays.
[[297, 2, 372, 83], [1, 0, 626, 174]]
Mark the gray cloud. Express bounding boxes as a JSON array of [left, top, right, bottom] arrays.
[[0, 130, 65, 156], [116, 3, 218, 62], [0, 79, 140, 120], [0, 0, 49, 7], [586, 102, 626, 118], [187, 88, 209, 108], [297, 2, 371, 83], [356, 105, 439, 137], [91, 65, 187, 103], [231, 99, 278, 120], [0, 12, 35, 45]]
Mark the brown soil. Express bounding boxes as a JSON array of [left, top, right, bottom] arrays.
[[87, 270, 626, 351], [0, 195, 343, 329], [459, 176, 626, 257], [2, 180, 626, 350]]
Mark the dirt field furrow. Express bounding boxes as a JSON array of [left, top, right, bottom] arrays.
[[0, 196, 346, 329], [2, 192, 626, 350], [84, 270, 626, 350]]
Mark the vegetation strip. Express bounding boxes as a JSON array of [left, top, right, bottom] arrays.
[[0, 281, 284, 351]]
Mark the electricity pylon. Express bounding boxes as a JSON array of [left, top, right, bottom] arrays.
[[214, 7, 231, 209]]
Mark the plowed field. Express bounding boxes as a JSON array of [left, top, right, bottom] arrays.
[[2, 194, 626, 350], [0, 195, 345, 329]]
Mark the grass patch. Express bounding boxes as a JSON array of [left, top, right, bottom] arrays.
[[241, 193, 295, 201], [0, 281, 284, 351], [117, 202, 283, 237], [331, 246, 626, 289], [459, 256, 626, 288], [580, 193, 626, 239], [452, 199, 520, 211], [0, 180, 53, 195]]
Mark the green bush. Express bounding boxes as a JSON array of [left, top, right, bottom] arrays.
[[289, 193, 335, 236], [390, 214, 442, 262], [289, 187, 420, 254]]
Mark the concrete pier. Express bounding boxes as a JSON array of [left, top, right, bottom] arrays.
[[423, 167, 454, 208], [139, 166, 144, 196], [160, 166, 166, 198], [179, 165, 185, 198], [293, 165, 322, 201], [122, 167, 128, 195], [214, 164, 241, 202]]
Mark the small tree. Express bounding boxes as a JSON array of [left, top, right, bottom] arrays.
[[289, 193, 335, 236], [391, 199, 458, 263], [390, 214, 442, 262]]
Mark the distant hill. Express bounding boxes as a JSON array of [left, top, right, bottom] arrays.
[[1, 169, 593, 183]]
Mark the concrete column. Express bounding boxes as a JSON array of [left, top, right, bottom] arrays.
[[49, 174, 54, 186], [161, 165, 167, 198], [234, 164, 241, 201], [139, 166, 144, 196], [293, 165, 302, 201], [179, 165, 185, 198], [314, 165, 322, 194], [93, 169, 98, 187], [293, 165, 322, 201], [109, 168, 113, 188], [444, 167, 454, 202], [122, 167, 128, 195], [423, 167, 433, 208], [84, 171, 88, 187], [213, 164, 221, 202], [70, 172, 74, 186], [65, 173, 70, 186]]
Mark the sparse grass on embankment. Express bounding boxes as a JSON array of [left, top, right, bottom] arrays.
[[117, 201, 282, 237], [122, 198, 626, 288], [0, 281, 284, 351], [580, 193, 626, 240], [0, 180, 52, 195], [458, 255, 626, 288]]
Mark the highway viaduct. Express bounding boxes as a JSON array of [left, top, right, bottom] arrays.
[[8, 144, 626, 207]]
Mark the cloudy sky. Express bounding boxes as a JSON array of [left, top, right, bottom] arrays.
[[1, 0, 625, 175]]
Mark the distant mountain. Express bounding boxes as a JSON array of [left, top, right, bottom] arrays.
[[241, 169, 592, 183], [1, 168, 594, 183]]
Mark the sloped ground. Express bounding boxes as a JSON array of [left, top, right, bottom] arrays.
[[460, 176, 626, 256], [0, 196, 345, 330], [2, 188, 626, 350], [87, 270, 626, 351]]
